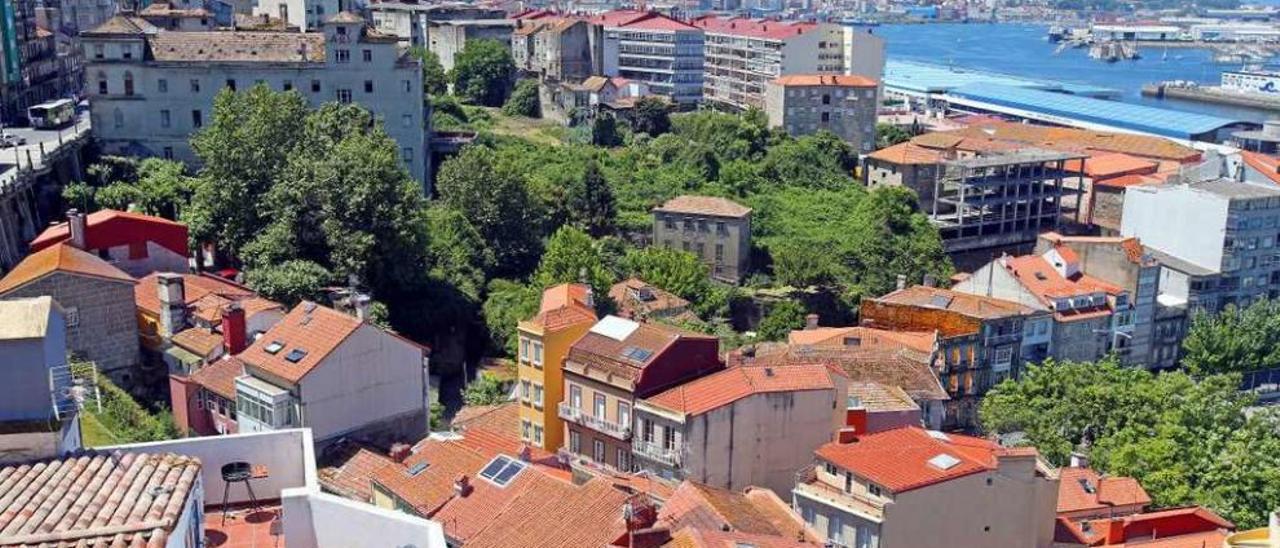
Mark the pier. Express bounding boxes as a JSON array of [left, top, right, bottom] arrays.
[[1143, 83, 1280, 111]]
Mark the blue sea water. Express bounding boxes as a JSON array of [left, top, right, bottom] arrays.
[[872, 23, 1278, 123]]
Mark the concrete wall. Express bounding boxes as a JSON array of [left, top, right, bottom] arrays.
[[1, 273, 139, 386], [300, 323, 427, 443], [765, 82, 877, 153], [281, 488, 447, 547], [0, 305, 64, 420], [1052, 316, 1112, 363], [684, 388, 839, 495], [652, 211, 750, 282], [1121, 186, 1228, 272], [97, 241, 188, 278], [880, 457, 1058, 547]]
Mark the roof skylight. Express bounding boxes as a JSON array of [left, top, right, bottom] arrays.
[[478, 455, 526, 487], [928, 453, 961, 470]]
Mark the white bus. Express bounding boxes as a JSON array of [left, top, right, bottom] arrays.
[[28, 99, 75, 129]]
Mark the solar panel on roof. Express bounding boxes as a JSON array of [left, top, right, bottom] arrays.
[[493, 460, 525, 484], [590, 315, 641, 341], [478, 455, 526, 487], [926, 430, 951, 441], [264, 341, 284, 354], [928, 295, 952, 309], [621, 346, 653, 362], [284, 348, 308, 363], [407, 462, 428, 477], [479, 456, 510, 480]]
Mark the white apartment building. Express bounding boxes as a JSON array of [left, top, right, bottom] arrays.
[[234, 301, 431, 447], [252, 0, 343, 31], [81, 12, 428, 184], [691, 16, 869, 111], [592, 10, 704, 106]]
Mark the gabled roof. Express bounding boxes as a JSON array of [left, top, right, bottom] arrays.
[[788, 326, 935, 354], [609, 278, 692, 322], [581, 75, 611, 92], [866, 141, 944, 165], [870, 285, 1037, 321], [0, 244, 134, 295], [815, 426, 1024, 493], [658, 482, 819, 543], [0, 451, 201, 547], [134, 272, 266, 323], [0, 296, 56, 341], [30, 210, 189, 257], [317, 441, 398, 502], [644, 364, 837, 416], [654, 195, 752, 218], [1057, 466, 1151, 515], [1075, 152, 1159, 179], [238, 301, 363, 383], [171, 326, 224, 357], [82, 13, 158, 35], [1001, 255, 1125, 320], [772, 74, 878, 88], [732, 343, 948, 402], [567, 316, 717, 383], [847, 382, 919, 413], [1056, 506, 1233, 547], [189, 356, 244, 400], [451, 401, 520, 435], [590, 10, 699, 31], [690, 15, 819, 40], [525, 283, 596, 331], [1242, 150, 1280, 185]]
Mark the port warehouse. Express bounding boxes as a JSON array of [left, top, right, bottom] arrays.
[[1089, 23, 1280, 42], [941, 84, 1253, 142], [881, 62, 1254, 143]]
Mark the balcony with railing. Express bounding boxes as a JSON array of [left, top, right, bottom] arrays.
[[792, 469, 885, 523], [632, 440, 681, 467], [557, 402, 631, 440]]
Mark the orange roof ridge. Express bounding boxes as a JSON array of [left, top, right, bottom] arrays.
[[0, 243, 134, 294]]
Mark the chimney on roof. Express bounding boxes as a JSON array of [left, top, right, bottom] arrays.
[[805, 313, 819, 330], [389, 443, 412, 462], [222, 302, 247, 355], [67, 209, 87, 250], [518, 444, 532, 462], [896, 274, 907, 291], [1105, 518, 1126, 544], [352, 293, 371, 322], [157, 273, 187, 338], [923, 273, 936, 288], [454, 474, 473, 497], [836, 426, 858, 444], [1069, 452, 1089, 469]]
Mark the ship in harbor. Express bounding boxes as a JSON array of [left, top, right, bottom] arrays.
[[1089, 41, 1141, 62]]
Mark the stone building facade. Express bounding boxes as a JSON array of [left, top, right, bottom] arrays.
[[764, 74, 878, 153], [652, 195, 751, 283]]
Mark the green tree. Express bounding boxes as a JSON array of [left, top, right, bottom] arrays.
[[565, 160, 616, 237], [93, 183, 143, 211], [410, 46, 448, 96], [62, 182, 97, 211], [532, 225, 614, 298], [187, 85, 309, 260], [980, 358, 1280, 529], [425, 206, 493, 301], [244, 259, 334, 306], [757, 131, 857, 190], [481, 279, 539, 356], [451, 39, 513, 106], [591, 115, 622, 147], [620, 247, 710, 305], [502, 79, 541, 118], [875, 123, 912, 149], [463, 372, 509, 405], [757, 300, 806, 341], [630, 97, 671, 137], [1181, 299, 1280, 375], [435, 145, 544, 278]]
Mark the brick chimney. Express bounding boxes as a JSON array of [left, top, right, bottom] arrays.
[[67, 209, 87, 250], [389, 443, 412, 462], [1106, 518, 1126, 545], [454, 474, 472, 497], [157, 273, 186, 338], [222, 302, 247, 355], [805, 313, 819, 330], [836, 426, 858, 444]]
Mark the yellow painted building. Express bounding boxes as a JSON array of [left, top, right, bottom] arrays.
[[516, 284, 596, 451]]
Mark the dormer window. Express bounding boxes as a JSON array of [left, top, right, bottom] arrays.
[[336, 25, 347, 36]]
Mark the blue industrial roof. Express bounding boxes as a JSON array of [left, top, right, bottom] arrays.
[[944, 83, 1247, 139], [883, 61, 1118, 97]]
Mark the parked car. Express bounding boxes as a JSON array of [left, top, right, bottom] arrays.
[[0, 133, 27, 148]]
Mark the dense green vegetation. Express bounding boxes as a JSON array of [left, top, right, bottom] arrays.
[[980, 358, 1280, 529], [1181, 298, 1280, 375], [74, 361, 179, 446]]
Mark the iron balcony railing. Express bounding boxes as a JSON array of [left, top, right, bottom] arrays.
[[632, 440, 681, 467], [558, 403, 632, 440]]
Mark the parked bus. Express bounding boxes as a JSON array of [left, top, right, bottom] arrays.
[[28, 99, 75, 129]]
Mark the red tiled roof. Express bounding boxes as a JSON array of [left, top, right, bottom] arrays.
[[1095, 173, 1161, 189], [238, 301, 362, 384], [1057, 506, 1233, 547], [1243, 150, 1280, 186], [527, 283, 597, 331], [644, 364, 837, 416], [0, 244, 135, 295], [451, 402, 520, 435], [815, 426, 1022, 493], [1074, 153, 1158, 179], [734, 343, 948, 402], [772, 74, 877, 87], [872, 285, 1037, 320], [690, 15, 819, 40], [30, 209, 189, 257], [847, 382, 918, 413], [317, 442, 396, 503], [943, 121, 1202, 163], [866, 142, 943, 165], [658, 482, 818, 543], [568, 316, 716, 383], [463, 477, 635, 548], [171, 326, 224, 357], [654, 195, 752, 217], [0, 452, 201, 547], [590, 10, 698, 31], [189, 356, 244, 400], [788, 326, 936, 354], [1057, 467, 1151, 515], [134, 272, 260, 319], [1002, 255, 1124, 320]]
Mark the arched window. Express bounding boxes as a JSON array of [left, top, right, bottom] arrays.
[[96, 71, 107, 95], [123, 71, 134, 96]]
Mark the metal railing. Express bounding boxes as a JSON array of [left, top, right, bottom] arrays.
[[632, 441, 680, 467], [557, 403, 631, 439]]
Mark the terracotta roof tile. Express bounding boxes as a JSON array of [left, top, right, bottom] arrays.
[[238, 301, 362, 384], [658, 482, 817, 542], [0, 451, 201, 547], [654, 195, 751, 218], [734, 343, 948, 402], [462, 477, 635, 548], [847, 382, 918, 413], [83, 14, 157, 35], [0, 244, 135, 295], [30, 210, 189, 257], [866, 141, 943, 165], [944, 121, 1202, 163], [1001, 255, 1125, 320], [610, 278, 692, 321], [787, 326, 935, 354], [1058, 506, 1233, 547], [171, 327, 224, 357], [317, 442, 397, 502], [568, 316, 716, 383], [1243, 150, 1280, 186], [772, 74, 877, 87], [815, 426, 1012, 493], [644, 364, 837, 416], [690, 16, 819, 40], [188, 356, 244, 400], [871, 285, 1036, 320], [590, 10, 698, 31], [1076, 152, 1159, 179], [134, 272, 260, 320], [148, 31, 326, 62], [451, 402, 520, 435], [1057, 467, 1150, 515]]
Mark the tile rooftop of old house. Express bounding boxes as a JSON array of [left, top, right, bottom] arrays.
[[644, 364, 837, 416], [1057, 466, 1151, 515], [816, 426, 1035, 493], [654, 195, 752, 218], [0, 243, 135, 295], [189, 356, 245, 400]]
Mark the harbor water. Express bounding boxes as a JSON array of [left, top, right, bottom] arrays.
[[873, 23, 1278, 123]]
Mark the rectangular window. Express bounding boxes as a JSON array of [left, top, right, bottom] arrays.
[[402, 80, 412, 93], [519, 338, 530, 363], [593, 394, 606, 418], [569, 430, 581, 453], [520, 380, 530, 402], [616, 448, 629, 471], [336, 49, 350, 63], [158, 78, 168, 93], [311, 80, 321, 93], [163, 146, 173, 160], [532, 342, 543, 366], [402, 114, 413, 128], [715, 244, 724, 261], [190, 79, 200, 93], [122, 45, 132, 59], [64, 307, 80, 327], [191, 110, 203, 128], [533, 424, 543, 445], [401, 147, 413, 162], [570, 385, 582, 408], [226, 79, 236, 91], [160, 109, 171, 128], [617, 402, 631, 429], [364, 80, 373, 93], [362, 49, 372, 62], [93, 44, 104, 59], [533, 383, 543, 409], [283, 80, 293, 91], [642, 419, 654, 443], [663, 425, 676, 450], [593, 440, 605, 463], [336, 89, 352, 103], [98, 80, 107, 95], [521, 419, 531, 440]]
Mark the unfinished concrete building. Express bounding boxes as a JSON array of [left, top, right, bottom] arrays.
[[930, 149, 1087, 258]]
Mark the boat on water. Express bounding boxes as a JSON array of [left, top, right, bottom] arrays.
[[1089, 41, 1140, 62]]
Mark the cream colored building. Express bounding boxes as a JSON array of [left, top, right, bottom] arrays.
[[515, 284, 596, 452], [793, 426, 1059, 547]]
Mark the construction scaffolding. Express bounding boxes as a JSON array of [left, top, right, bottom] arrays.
[[930, 149, 1087, 253]]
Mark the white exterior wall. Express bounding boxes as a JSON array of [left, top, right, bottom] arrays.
[[281, 488, 447, 547], [84, 30, 427, 186], [252, 0, 340, 31], [96, 241, 188, 278], [298, 324, 426, 442], [955, 262, 1047, 310], [246, 309, 286, 340], [684, 388, 840, 495], [1121, 186, 1229, 272], [842, 26, 884, 82]]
